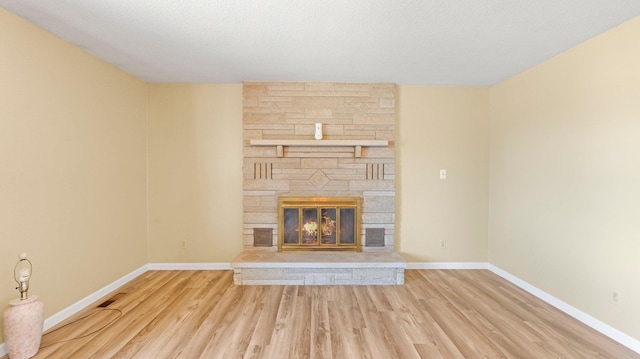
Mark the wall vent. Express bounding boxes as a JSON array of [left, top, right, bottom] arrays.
[[253, 228, 273, 247], [97, 293, 126, 308], [365, 228, 385, 247]]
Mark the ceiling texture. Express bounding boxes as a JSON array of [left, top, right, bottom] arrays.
[[2, 0, 640, 86]]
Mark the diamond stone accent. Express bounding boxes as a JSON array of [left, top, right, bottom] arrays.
[[309, 170, 330, 189]]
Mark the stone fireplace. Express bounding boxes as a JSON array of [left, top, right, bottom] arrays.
[[241, 82, 396, 251], [233, 82, 405, 285]]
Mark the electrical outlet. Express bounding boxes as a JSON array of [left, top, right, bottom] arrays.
[[439, 169, 447, 180], [180, 240, 187, 249], [440, 240, 446, 248], [611, 290, 621, 305]]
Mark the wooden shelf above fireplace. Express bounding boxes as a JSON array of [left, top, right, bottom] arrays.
[[249, 139, 389, 158]]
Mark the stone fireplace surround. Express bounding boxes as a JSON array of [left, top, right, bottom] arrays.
[[232, 82, 406, 285]]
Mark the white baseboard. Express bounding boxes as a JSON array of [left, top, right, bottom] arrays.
[[488, 264, 640, 354], [407, 262, 488, 270], [147, 262, 232, 270], [43, 265, 149, 332], [0, 264, 148, 357]]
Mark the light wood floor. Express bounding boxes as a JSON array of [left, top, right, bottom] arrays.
[[4, 270, 638, 358]]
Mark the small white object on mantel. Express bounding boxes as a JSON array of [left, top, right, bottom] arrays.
[[314, 123, 323, 140]]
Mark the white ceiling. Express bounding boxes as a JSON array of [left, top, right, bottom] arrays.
[[2, 1, 640, 86]]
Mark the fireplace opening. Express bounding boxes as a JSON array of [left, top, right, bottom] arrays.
[[278, 197, 361, 251]]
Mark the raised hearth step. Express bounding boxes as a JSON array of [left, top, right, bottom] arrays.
[[231, 251, 406, 286]]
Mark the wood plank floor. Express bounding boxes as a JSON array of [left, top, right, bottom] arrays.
[[4, 270, 638, 358]]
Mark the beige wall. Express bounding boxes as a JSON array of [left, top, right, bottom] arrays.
[[146, 84, 490, 263], [0, 8, 148, 343], [489, 17, 640, 340], [397, 87, 490, 262], [147, 84, 244, 262]]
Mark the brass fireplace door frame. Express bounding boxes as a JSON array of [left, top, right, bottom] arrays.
[[278, 197, 362, 252]]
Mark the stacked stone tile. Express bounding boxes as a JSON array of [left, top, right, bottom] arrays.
[[243, 82, 396, 251]]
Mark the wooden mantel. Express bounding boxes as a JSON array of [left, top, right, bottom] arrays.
[[249, 139, 389, 158]]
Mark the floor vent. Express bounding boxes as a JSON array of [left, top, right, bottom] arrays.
[[97, 293, 125, 308]]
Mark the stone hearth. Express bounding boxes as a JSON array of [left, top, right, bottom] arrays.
[[231, 251, 406, 285]]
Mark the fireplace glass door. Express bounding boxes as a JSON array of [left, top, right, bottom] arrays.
[[279, 197, 361, 251]]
